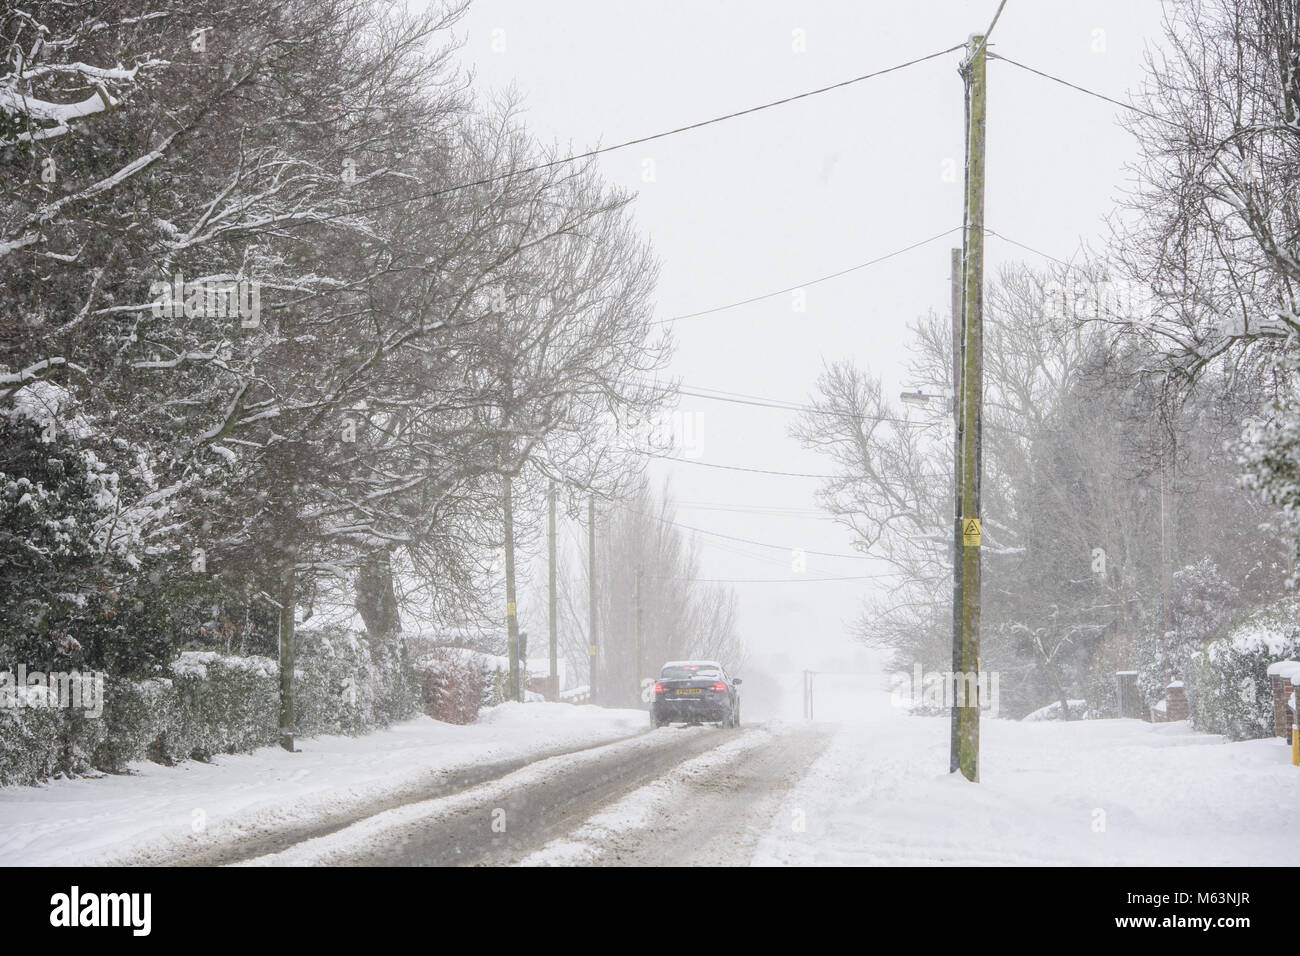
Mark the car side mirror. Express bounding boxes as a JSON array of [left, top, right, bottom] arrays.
[[733, 677, 743, 685]]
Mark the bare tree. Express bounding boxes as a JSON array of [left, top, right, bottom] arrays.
[[1117, 0, 1300, 384], [549, 479, 742, 707]]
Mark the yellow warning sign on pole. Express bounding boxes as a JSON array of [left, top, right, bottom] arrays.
[[962, 518, 981, 547]]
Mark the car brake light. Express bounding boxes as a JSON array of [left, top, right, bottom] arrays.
[[653, 683, 666, 694], [712, 682, 727, 692]]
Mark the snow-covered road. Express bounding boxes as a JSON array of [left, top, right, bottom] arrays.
[[3, 687, 1296, 867], [518, 722, 832, 866], [239, 722, 823, 866]]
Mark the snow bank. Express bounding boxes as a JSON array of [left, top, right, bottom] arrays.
[[477, 700, 617, 726], [1022, 699, 1089, 721], [0, 703, 647, 866], [754, 703, 1292, 866]]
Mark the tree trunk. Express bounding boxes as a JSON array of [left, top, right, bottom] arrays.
[[356, 548, 402, 639]]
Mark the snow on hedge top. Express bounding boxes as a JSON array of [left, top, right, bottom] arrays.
[[1205, 598, 1300, 662], [171, 651, 277, 681], [1266, 660, 1300, 682]]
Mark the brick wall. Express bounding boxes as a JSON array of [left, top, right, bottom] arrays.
[[1165, 683, 1189, 722], [1269, 671, 1296, 740], [1149, 681, 1189, 723]]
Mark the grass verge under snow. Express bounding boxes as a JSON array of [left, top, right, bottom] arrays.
[[754, 700, 1298, 866]]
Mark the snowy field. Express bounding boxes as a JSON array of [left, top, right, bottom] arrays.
[[0, 702, 646, 866], [755, 688, 1298, 866]]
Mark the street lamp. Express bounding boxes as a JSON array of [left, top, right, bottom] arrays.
[[904, 380, 964, 779], [900, 388, 954, 413]]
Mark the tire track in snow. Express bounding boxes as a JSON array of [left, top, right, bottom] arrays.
[[236, 724, 752, 866]]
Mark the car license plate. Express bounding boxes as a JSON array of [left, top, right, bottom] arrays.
[[677, 688, 702, 695]]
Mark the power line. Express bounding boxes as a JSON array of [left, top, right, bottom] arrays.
[[985, 0, 1011, 38], [673, 383, 944, 428], [611, 502, 873, 561], [639, 453, 838, 479], [317, 44, 967, 225], [657, 224, 1079, 337], [655, 572, 895, 584], [659, 226, 962, 323], [642, 450, 950, 483], [985, 228, 1078, 268], [676, 500, 836, 519], [685, 534, 813, 572], [988, 52, 1166, 123], [972, 0, 1011, 59]]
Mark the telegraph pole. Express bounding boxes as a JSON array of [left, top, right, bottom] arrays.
[[548, 481, 558, 702], [588, 495, 598, 703], [277, 567, 296, 752], [634, 564, 643, 703], [957, 33, 987, 782], [950, 246, 963, 775], [503, 475, 521, 702]]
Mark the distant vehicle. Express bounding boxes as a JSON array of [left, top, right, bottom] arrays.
[[650, 660, 742, 728]]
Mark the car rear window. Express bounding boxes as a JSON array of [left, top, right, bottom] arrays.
[[661, 665, 721, 680]]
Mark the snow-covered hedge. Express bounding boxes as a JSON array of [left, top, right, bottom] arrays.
[[168, 652, 280, 761], [295, 625, 420, 737], [1191, 599, 1300, 740], [0, 627, 421, 786], [415, 646, 502, 725], [1022, 699, 1090, 721], [89, 676, 170, 771], [1135, 559, 1239, 710], [0, 698, 64, 786]]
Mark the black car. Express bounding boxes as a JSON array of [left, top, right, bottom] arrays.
[[650, 660, 742, 728]]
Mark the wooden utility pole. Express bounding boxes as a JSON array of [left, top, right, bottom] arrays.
[[957, 33, 987, 782], [503, 475, 521, 702], [950, 246, 963, 775], [277, 566, 296, 752], [634, 564, 643, 703], [548, 481, 558, 701], [1160, 441, 1174, 659], [588, 495, 598, 703]]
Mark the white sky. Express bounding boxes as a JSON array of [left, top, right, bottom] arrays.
[[444, 0, 1169, 674]]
